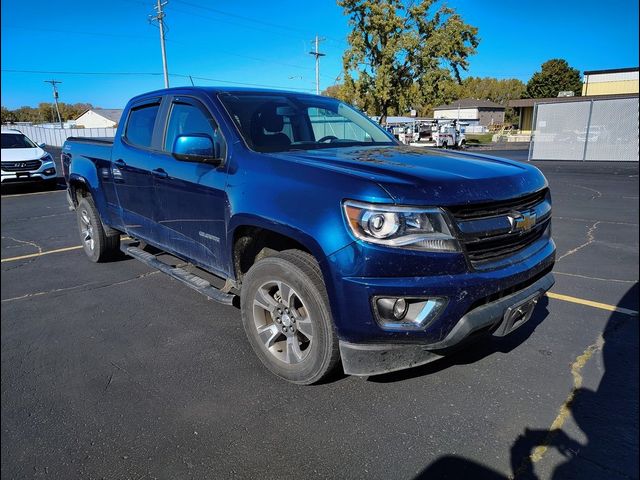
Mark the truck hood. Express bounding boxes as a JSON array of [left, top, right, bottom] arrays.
[[272, 145, 547, 205], [1, 147, 45, 162]]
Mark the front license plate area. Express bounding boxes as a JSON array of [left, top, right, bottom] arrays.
[[493, 293, 541, 337], [16, 172, 31, 179]]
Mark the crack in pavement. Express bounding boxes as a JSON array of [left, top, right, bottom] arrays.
[[557, 221, 600, 261], [1, 270, 160, 303], [554, 271, 637, 284], [1, 235, 43, 254], [567, 183, 602, 199]]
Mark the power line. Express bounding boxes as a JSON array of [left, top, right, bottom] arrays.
[[44, 80, 63, 127], [149, 0, 170, 88], [309, 35, 326, 95], [2, 69, 316, 92], [5, 25, 336, 80], [172, 0, 309, 34]]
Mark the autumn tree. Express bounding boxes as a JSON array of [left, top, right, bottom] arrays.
[[525, 59, 582, 98], [339, 0, 478, 122]]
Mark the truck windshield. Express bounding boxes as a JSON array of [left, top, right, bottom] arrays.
[[218, 92, 395, 153], [1, 133, 37, 149]]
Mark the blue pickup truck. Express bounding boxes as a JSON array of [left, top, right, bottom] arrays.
[[62, 87, 555, 384]]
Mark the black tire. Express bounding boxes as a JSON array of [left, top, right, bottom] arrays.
[[76, 196, 120, 262], [240, 250, 340, 384]]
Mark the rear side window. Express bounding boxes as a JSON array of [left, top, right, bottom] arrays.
[[125, 103, 159, 148], [164, 102, 225, 156]]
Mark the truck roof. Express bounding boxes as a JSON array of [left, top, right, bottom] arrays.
[[129, 86, 319, 103]]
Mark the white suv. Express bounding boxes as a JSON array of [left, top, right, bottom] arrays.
[[1, 129, 57, 187]]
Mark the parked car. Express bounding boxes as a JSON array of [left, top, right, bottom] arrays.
[[1, 129, 57, 187], [62, 87, 555, 384]]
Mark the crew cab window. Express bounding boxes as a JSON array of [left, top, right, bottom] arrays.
[[164, 102, 225, 156], [218, 92, 393, 153], [125, 103, 159, 148], [308, 107, 372, 143]]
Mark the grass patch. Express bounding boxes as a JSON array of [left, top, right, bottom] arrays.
[[465, 133, 494, 145]]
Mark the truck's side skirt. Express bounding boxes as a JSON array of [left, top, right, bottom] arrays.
[[121, 243, 236, 305]]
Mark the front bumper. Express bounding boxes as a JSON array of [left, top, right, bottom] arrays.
[[340, 271, 554, 376], [1, 161, 57, 184]]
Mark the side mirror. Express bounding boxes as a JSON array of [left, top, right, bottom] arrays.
[[38, 143, 46, 149], [172, 134, 222, 166]]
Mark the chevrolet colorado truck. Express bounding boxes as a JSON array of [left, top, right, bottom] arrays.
[[62, 87, 555, 384]]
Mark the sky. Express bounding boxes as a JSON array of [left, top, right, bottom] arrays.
[[1, 0, 638, 109]]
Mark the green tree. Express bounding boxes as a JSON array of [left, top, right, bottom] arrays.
[[321, 84, 345, 99], [1, 106, 17, 124], [525, 59, 582, 98], [457, 77, 526, 105], [339, 0, 478, 122]]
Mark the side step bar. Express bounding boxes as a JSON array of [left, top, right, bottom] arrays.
[[121, 245, 236, 305]]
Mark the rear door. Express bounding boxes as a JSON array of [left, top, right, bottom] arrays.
[[112, 98, 162, 241], [151, 95, 229, 274]]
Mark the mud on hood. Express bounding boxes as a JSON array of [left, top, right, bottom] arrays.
[[276, 145, 547, 206]]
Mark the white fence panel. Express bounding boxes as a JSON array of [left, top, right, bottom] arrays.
[[584, 98, 639, 161], [1, 125, 116, 147], [530, 97, 638, 161]]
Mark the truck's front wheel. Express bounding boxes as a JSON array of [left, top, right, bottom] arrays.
[[240, 250, 340, 384], [76, 197, 120, 262]]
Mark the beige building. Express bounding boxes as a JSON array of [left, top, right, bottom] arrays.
[[582, 67, 639, 96]]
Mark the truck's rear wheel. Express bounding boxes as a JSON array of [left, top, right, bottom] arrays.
[[76, 197, 120, 262], [240, 250, 340, 384]]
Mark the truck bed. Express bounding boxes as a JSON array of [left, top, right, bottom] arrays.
[[65, 137, 114, 145]]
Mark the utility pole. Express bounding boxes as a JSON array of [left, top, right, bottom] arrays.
[[309, 35, 325, 95], [149, 0, 170, 88], [44, 80, 63, 128]]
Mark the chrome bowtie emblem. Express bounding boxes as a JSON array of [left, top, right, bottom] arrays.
[[508, 210, 537, 233]]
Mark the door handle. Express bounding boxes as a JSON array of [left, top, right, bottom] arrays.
[[114, 159, 126, 168], [152, 168, 168, 179]]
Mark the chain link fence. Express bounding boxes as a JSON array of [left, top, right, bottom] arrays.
[[529, 96, 639, 161], [1, 124, 116, 147]]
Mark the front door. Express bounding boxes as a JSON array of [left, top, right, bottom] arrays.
[[112, 99, 162, 241], [151, 96, 229, 274]]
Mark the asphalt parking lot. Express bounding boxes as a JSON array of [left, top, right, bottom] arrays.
[[2, 148, 638, 479]]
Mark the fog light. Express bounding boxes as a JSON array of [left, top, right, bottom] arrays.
[[374, 296, 448, 331], [43, 168, 56, 175], [393, 298, 408, 319]]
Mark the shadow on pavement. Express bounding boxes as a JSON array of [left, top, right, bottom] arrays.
[[0, 177, 66, 196], [412, 283, 639, 479]]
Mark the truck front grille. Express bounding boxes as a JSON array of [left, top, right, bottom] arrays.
[[448, 188, 551, 267], [1, 159, 42, 172]]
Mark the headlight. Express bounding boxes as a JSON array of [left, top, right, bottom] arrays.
[[40, 153, 53, 163], [342, 200, 460, 252]]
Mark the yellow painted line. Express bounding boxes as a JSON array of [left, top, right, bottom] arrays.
[[1, 237, 132, 263], [1, 245, 83, 262], [546, 291, 638, 317]]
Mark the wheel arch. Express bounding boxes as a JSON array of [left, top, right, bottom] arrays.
[[228, 215, 329, 287]]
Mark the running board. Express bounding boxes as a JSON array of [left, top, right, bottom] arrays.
[[121, 245, 236, 305]]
